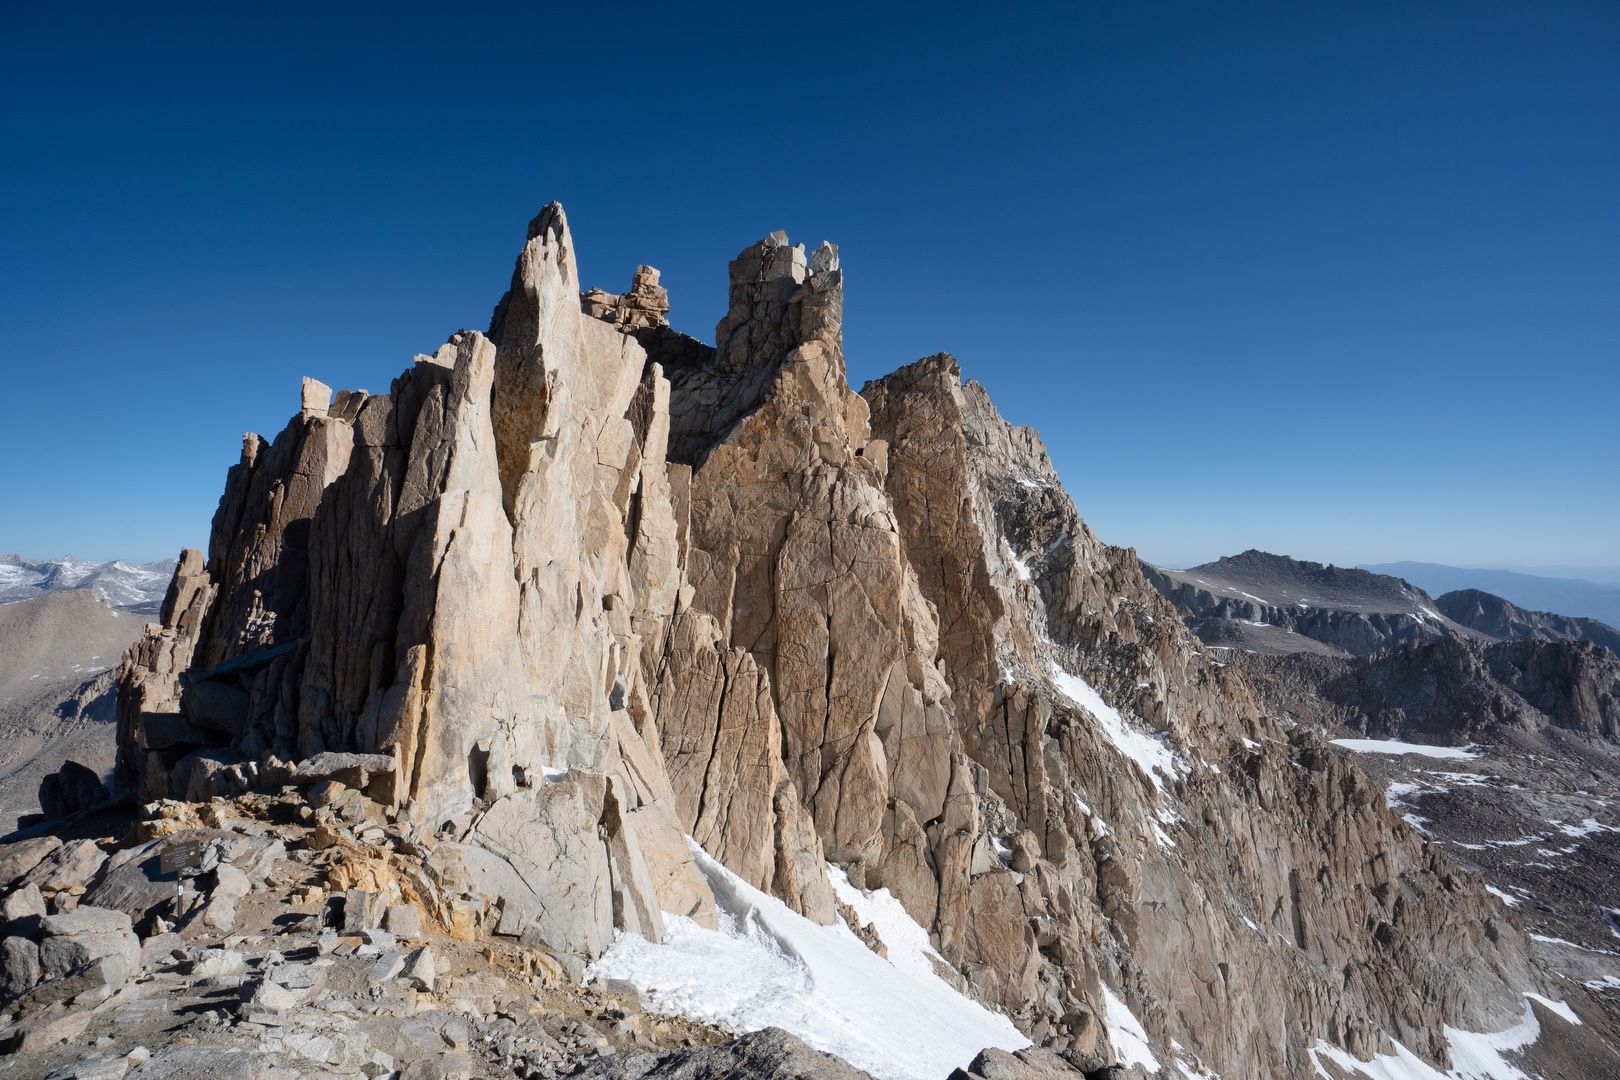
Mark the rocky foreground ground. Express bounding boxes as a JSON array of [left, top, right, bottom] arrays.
[[0, 756, 867, 1079], [1, 748, 1102, 1080]]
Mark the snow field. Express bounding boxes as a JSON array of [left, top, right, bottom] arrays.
[[588, 842, 1029, 1080]]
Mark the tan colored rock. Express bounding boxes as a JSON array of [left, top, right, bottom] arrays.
[[301, 376, 333, 419], [0, 836, 63, 885], [106, 203, 1567, 1078]]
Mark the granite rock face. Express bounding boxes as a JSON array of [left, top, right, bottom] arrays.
[[1238, 634, 1620, 1033], [116, 206, 712, 975], [108, 204, 1586, 1077]]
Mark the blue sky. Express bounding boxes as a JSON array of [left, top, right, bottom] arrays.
[[2, 2, 1616, 568]]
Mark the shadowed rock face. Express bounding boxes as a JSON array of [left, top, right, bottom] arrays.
[[107, 205, 1588, 1077], [1437, 587, 1620, 659], [1241, 636, 1620, 746]]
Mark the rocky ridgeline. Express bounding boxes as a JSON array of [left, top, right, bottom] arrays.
[[1240, 636, 1620, 747], [2, 204, 1604, 1077], [1437, 588, 1620, 659], [1143, 552, 1477, 657]]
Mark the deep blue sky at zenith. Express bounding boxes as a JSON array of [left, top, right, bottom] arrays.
[[2, 2, 1616, 569]]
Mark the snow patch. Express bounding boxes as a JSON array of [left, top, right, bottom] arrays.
[[1331, 738, 1479, 761], [1385, 782, 1426, 808], [1429, 771, 1491, 788], [1049, 661, 1183, 792], [1101, 985, 1161, 1074], [1524, 993, 1579, 1026], [588, 843, 1028, 1080], [1308, 994, 1575, 1080], [1484, 886, 1521, 908], [1555, 817, 1617, 838], [1529, 932, 1614, 954]]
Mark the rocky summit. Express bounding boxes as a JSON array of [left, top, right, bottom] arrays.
[[3, 204, 1617, 1080]]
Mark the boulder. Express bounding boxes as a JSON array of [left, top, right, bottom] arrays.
[[568, 1027, 875, 1079], [2, 1005, 94, 1053], [340, 888, 387, 933], [34, 906, 141, 991], [949, 1046, 1079, 1080], [289, 752, 396, 793], [401, 944, 435, 991], [0, 935, 42, 1001], [200, 862, 250, 931], [21, 838, 107, 894], [0, 836, 62, 886], [383, 903, 423, 938], [42, 1055, 131, 1080], [3, 882, 47, 922], [37, 760, 110, 820]]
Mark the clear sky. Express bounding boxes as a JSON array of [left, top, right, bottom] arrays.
[[2, 2, 1616, 569]]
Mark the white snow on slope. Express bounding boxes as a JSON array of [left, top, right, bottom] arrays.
[[1555, 817, 1617, 838], [588, 842, 1029, 1080], [1308, 995, 1577, 1080], [1049, 661, 1183, 792], [1331, 738, 1479, 761], [1102, 984, 1161, 1073], [1385, 782, 1426, 808]]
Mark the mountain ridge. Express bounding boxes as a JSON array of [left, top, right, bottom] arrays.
[[1364, 560, 1620, 628], [1437, 588, 1620, 659], [0, 554, 177, 612], [1143, 550, 1474, 657], [1, 207, 1611, 1078], [1149, 550, 1620, 661]]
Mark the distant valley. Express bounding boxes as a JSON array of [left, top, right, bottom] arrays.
[[1146, 549, 1620, 1003], [0, 556, 171, 828]]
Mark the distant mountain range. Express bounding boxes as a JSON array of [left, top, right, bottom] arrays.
[[1361, 560, 1620, 628], [1148, 550, 1620, 660], [0, 554, 176, 612], [1145, 550, 1471, 657]]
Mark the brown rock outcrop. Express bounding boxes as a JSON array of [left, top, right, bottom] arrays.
[[109, 203, 1580, 1077]]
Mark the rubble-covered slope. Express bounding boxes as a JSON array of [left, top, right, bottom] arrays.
[[9, 204, 1614, 1078], [1240, 637, 1620, 1032], [0, 591, 137, 830]]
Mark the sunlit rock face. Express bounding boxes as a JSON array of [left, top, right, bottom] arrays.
[[116, 203, 1555, 1077]]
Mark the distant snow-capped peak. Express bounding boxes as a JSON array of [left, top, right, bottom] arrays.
[[0, 553, 177, 611]]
